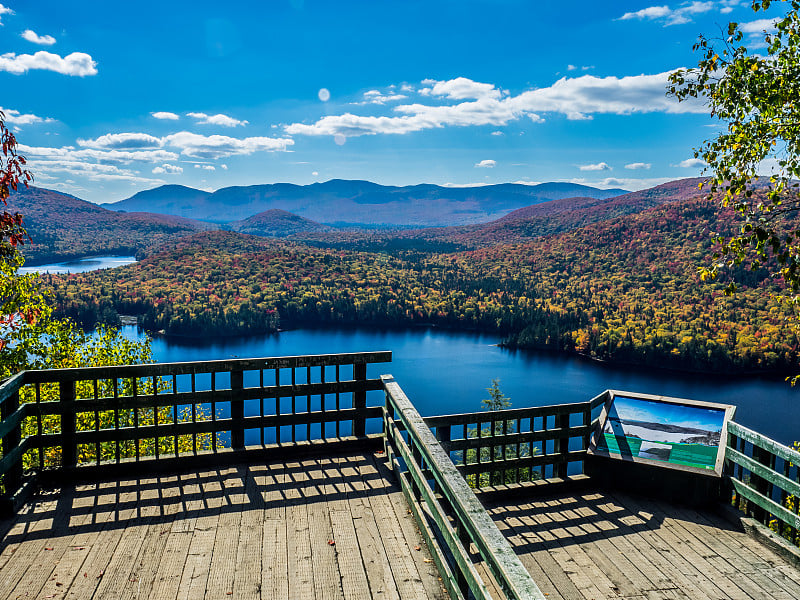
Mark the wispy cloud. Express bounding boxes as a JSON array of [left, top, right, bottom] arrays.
[[0, 3, 13, 26], [618, 2, 717, 26], [475, 159, 496, 168], [579, 162, 611, 171], [676, 157, 707, 168], [0, 107, 55, 125], [21, 30, 56, 46], [354, 90, 408, 105], [78, 132, 163, 149], [187, 112, 248, 127], [286, 72, 703, 138], [152, 163, 183, 174], [625, 162, 652, 170], [163, 131, 293, 158], [151, 111, 180, 120], [0, 51, 97, 76]]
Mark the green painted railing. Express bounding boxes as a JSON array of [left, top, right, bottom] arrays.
[[382, 375, 546, 600], [424, 402, 591, 489], [726, 421, 800, 544]]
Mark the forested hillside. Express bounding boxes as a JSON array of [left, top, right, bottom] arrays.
[[7, 186, 215, 263], [47, 195, 798, 374]]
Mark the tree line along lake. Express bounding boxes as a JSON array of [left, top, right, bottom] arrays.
[[41, 255, 798, 445]]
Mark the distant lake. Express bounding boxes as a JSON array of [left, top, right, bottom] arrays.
[[20, 255, 137, 275], [115, 325, 800, 446]]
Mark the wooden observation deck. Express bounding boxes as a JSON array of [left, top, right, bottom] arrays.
[[0, 352, 798, 599]]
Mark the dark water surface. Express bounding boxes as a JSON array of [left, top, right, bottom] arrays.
[[116, 326, 799, 446]]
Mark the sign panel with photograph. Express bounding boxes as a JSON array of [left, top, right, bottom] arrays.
[[588, 391, 735, 476]]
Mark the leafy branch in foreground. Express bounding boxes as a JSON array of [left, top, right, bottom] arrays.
[[669, 0, 800, 295]]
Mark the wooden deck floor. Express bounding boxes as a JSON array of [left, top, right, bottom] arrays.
[[0, 451, 447, 600], [488, 488, 800, 600]]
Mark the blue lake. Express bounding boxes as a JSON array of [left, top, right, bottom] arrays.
[[115, 325, 800, 446], [20, 255, 137, 275]]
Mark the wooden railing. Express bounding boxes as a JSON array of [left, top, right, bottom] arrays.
[[382, 375, 546, 600], [0, 351, 391, 508], [726, 421, 800, 544], [423, 402, 592, 489]]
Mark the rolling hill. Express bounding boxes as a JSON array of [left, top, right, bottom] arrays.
[[6, 186, 215, 263], [105, 179, 628, 226], [228, 209, 331, 237]]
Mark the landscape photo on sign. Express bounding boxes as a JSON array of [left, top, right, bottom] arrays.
[[597, 396, 726, 470]]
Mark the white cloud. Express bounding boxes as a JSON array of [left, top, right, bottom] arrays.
[[0, 51, 97, 76], [676, 157, 707, 168], [475, 159, 496, 168], [194, 164, 216, 171], [24, 156, 164, 184], [78, 132, 163, 149], [625, 162, 651, 170], [567, 176, 673, 191], [152, 163, 183, 174], [619, 6, 671, 20], [221, 164, 228, 170], [0, 4, 13, 25], [567, 64, 577, 71], [163, 131, 293, 158], [356, 90, 408, 105], [618, 2, 716, 26], [21, 30, 56, 46], [428, 77, 502, 100], [286, 71, 702, 138], [739, 18, 778, 33], [187, 112, 248, 127], [441, 182, 491, 188], [151, 111, 180, 120], [0, 107, 55, 125], [491, 130, 504, 136], [312, 171, 319, 176], [579, 162, 612, 171], [20, 143, 179, 165]]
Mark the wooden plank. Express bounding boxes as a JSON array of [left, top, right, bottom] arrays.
[[424, 402, 590, 428], [64, 481, 142, 600], [614, 491, 761, 600], [232, 466, 264, 600], [5, 488, 80, 600], [660, 498, 800, 600], [286, 459, 317, 600], [204, 467, 244, 599], [305, 458, 345, 600], [323, 455, 373, 600], [371, 453, 449, 600], [258, 461, 289, 600], [176, 471, 222, 600], [555, 491, 714, 600], [490, 503, 584, 600]]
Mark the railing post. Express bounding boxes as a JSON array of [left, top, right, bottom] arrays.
[[2, 391, 22, 497], [59, 381, 76, 468], [752, 444, 774, 525], [230, 369, 244, 450], [353, 362, 367, 437], [554, 412, 569, 478]]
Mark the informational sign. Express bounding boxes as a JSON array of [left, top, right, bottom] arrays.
[[588, 391, 735, 476]]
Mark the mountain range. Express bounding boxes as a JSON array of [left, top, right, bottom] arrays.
[[105, 180, 629, 227]]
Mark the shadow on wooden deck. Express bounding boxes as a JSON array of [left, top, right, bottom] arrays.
[[487, 487, 800, 600], [0, 451, 448, 600]]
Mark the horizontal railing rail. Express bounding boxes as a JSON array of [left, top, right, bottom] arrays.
[[0, 351, 391, 508], [424, 401, 592, 489], [726, 421, 800, 544], [383, 375, 546, 600]]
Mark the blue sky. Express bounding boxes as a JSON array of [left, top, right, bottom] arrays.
[[0, 0, 784, 203]]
